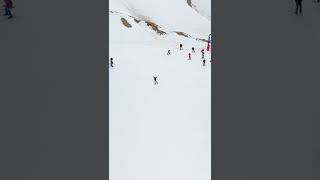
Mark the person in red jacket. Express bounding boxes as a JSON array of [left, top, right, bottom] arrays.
[[207, 43, 210, 51], [3, 0, 13, 19]]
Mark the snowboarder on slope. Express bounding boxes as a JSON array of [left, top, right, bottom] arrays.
[[3, 0, 13, 19], [192, 47, 195, 53], [295, 0, 302, 15], [167, 50, 171, 55], [188, 53, 191, 60], [180, 44, 183, 50], [110, 58, 114, 67], [153, 76, 158, 85], [203, 59, 206, 66]]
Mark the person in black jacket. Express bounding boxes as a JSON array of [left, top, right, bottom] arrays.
[[295, 0, 302, 15], [153, 76, 158, 85], [201, 49, 205, 58], [110, 58, 114, 67]]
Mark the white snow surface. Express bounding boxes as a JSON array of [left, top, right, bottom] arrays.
[[109, 0, 210, 39], [109, 0, 211, 179], [190, 0, 211, 20]]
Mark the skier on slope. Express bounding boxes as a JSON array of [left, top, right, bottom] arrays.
[[203, 59, 206, 66], [153, 76, 158, 85], [201, 49, 205, 58], [295, 0, 302, 15], [167, 50, 171, 55], [110, 57, 114, 67], [207, 43, 211, 51], [188, 53, 191, 60], [192, 47, 195, 53], [3, 0, 13, 19], [180, 44, 183, 50]]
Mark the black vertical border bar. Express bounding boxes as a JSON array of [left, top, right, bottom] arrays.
[[0, 0, 108, 179], [106, 0, 110, 179], [211, 0, 216, 179], [212, 0, 320, 179]]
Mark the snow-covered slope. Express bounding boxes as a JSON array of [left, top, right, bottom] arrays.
[[188, 0, 211, 20], [109, 0, 211, 180], [109, 0, 211, 44]]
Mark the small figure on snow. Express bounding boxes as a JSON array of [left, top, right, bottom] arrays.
[[201, 49, 205, 58], [203, 59, 206, 66], [110, 57, 114, 67], [188, 53, 191, 60], [180, 44, 183, 50], [192, 47, 195, 53], [153, 76, 158, 85], [3, 0, 13, 19], [167, 50, 171, 55], [295, 0, 302, 15]]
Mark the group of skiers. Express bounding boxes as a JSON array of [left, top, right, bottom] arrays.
[[109, 43, 211, 85], [2, 0, 14, 19], [168, 44, 209, 67]]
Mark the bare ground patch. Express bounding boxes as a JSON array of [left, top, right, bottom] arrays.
[[175, 31, 209, 43], [120, 18, 132, 28], [175, 31, 189, 37], [134, 18, 141, 23], [187, 0, 192, 7], [145, 21, 166, 35], [112, 11, 207, 40], [196, 38, 209, 43]]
